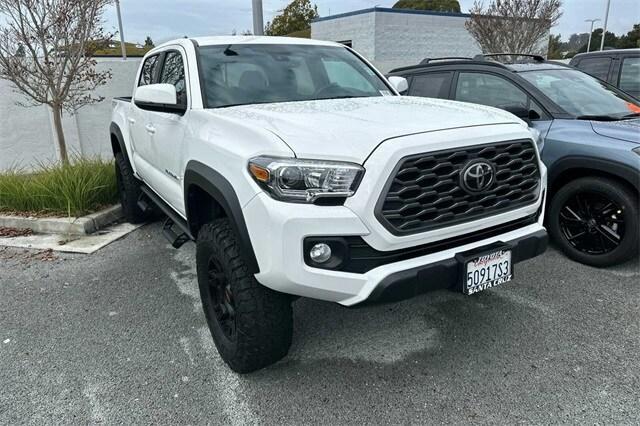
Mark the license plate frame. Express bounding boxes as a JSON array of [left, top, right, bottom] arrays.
[[460, 246, 513, 295]]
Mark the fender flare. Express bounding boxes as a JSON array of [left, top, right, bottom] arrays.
[[109, 122, 131, 166], [548, 156, 640, 193], [184, 161, 260, 274]]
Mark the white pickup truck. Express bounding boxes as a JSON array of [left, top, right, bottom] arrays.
[[111, 36, 548, 373]]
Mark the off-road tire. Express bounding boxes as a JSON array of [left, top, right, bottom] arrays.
[[115, 153, 147, 224], [548, 177, 639, 267], [196, 219, 293, 373]]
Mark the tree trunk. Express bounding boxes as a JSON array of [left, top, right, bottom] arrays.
[[51, 104, 69, 164]]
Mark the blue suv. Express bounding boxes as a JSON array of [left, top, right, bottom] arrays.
[[389, 55, 640, 267]]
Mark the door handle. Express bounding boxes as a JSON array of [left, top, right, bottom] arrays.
[[145, 124, 156, 135], [128, 118, 136, 125]]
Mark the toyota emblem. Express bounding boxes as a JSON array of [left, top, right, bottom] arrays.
[[460, 160, 495, 193]]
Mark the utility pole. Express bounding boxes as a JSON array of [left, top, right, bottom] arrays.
[[599, 0, 611, 51], [115, 0, 127, 60], [585, 18, 600, 52], [252, 0, 264, 36]]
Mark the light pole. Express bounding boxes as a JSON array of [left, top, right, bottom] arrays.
[[252, 0, 264, 36], [585, 18, 600, 52], [115, 0, 127, 60], [600, 0, 611, 51]]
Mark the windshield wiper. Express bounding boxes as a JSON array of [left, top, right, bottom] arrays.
[[621, 112, 640, 120], [318, 95, 370, 101], [575, 115, 621, 122]]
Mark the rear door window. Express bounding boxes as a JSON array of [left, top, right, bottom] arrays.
[[139, 55, 159, 86], [575, 57, 612, 81], [618, 57, 640, 97], [408, 72, 453, 99]]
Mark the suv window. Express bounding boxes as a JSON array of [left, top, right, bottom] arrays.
[[159, 51, 187, 106], [139, 55, 159, 86], [575, 57, 611, 81], [409, 72, 452, 98], [455, 72, 528, 109], [619, 57, 640, 97]]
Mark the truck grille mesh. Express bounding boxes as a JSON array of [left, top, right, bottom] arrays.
[[377, 140, 540, 235]]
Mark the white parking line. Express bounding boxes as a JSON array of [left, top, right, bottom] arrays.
[[197, 327, 258, 425], [83, 382, 106, 425], [169, 246, 201, 312], [179, 337, 195, 366]]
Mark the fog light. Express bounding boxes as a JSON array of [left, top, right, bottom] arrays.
[[309, 243, 332, 263]]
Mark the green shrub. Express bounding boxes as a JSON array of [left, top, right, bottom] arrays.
[[0, 158, 118, 217]]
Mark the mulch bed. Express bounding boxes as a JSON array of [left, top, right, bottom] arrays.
[[0, 226, 34, 238]]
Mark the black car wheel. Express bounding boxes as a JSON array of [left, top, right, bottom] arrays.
[[196, 219, 293, 373], [115, 153, 147, 224], [549, 177, 639, 267]]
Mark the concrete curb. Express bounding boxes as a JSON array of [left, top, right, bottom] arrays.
[[0, 205, 123, 236]]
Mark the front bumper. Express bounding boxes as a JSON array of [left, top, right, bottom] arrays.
[[366, 229, 547, 303], [243, 191, 546, 306]]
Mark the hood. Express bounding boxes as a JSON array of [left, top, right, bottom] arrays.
[[591, 118, 640, 144], [208, 96, 522, 163]]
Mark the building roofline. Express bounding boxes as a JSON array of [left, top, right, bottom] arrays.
[[311, 7, 471, 23]]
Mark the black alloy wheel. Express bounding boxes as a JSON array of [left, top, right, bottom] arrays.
[[207, 257, 237, 341], [558, 192, 624, 255], [548, 176, 639, 267]]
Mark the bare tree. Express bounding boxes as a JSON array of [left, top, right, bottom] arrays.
[[0, 0, 113, 163], [465, 0, 562, 56]]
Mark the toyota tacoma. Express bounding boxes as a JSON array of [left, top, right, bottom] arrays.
[[110, 36, 548, 373]]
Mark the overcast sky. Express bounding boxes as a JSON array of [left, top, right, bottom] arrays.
[[103, 0, 640, 45]]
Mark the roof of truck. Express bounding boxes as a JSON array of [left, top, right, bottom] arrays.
[[154, 36, 341, 50]]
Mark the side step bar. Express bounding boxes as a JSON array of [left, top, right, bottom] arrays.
[[140, 186, 193, 248]]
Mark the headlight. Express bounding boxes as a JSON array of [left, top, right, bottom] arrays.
[[634, 147, 640, 156], [248, 156, 364, 203]]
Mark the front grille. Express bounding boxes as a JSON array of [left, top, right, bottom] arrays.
[[376, 140, 540, 235]]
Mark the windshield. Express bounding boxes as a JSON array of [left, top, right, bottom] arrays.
[[198, 44, 392, 108], [519, 69, 640, 118]]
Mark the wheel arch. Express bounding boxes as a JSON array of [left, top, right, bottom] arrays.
[[109, 122, 131, 167], [548, 156, 640, 199], [184, 161, 260, 274]]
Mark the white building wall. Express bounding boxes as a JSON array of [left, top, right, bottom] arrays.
[[311, 12, 377, 63], [374, 12, 481, 73], [0, 58, 140, 171], [311, 9, 550, 74]]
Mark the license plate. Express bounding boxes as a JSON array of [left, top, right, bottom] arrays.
[[464, 249, 513, 295]]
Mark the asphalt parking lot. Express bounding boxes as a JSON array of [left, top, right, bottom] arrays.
[[1, 222, 638, 424]]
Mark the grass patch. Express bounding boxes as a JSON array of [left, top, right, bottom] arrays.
[[0, 158, 118, 217]]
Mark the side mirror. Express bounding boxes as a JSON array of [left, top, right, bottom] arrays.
[[388, 76, 409, 95], [502, 105, 540, 125], [134, 83, 186, 114]]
